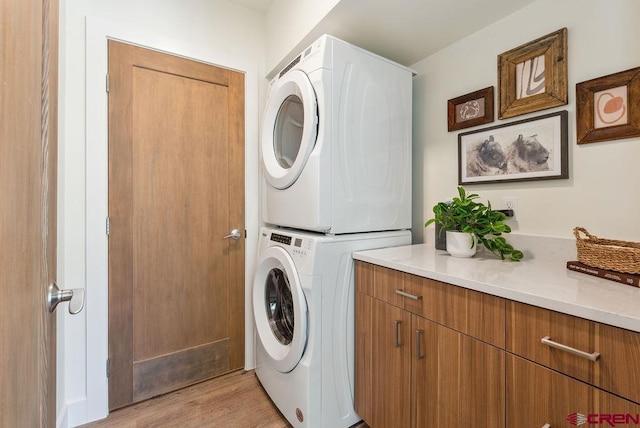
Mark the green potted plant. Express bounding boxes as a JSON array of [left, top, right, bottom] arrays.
[[424, 186, 523, 261]]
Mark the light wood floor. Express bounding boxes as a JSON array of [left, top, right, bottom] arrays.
[[80, 369, 368, 428], [80, 370, 290, 428]]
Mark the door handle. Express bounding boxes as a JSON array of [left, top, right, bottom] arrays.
[[47, 282, 85, 314], [223, 229, 242, 240]]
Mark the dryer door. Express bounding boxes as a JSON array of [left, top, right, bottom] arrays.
[[261, 69, 318, 190], [253, 246, 308, 373]]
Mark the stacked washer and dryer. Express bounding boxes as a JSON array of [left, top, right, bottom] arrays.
[[253, 35, 413, 427]]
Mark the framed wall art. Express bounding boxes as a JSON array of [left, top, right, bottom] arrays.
[[458, 110, 568, 185], [576, 66, 640, 144], [498, 28, 568, 119], [447, 87, 494, 131]]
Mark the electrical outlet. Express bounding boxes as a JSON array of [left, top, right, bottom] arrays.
[[502, 197, 518, 220]]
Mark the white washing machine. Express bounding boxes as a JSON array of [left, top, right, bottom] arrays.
[[261, 35, 413, 234], [253, 227, 411, 427]]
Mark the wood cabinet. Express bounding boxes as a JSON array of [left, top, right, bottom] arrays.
[[355, 261, 505, 428], [506, 301, 640, 426], [507, 300, 640, 404], [355, 261, 640, 428], [507, 354, 640, 427], [412, 316, 505, 427], [355, 292, 411, 428]]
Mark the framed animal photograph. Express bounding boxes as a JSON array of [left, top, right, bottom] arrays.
[[447, 87, 494, 132], [576, 66, 640, 144], [458, 110, 568, 185], [498, 28, 568, 119]]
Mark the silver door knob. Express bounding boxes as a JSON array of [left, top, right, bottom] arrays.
[[47, 282, 85, 314], [223, 229, 242, 240]]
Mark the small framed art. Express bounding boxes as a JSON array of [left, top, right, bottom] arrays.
[[458, 110, 568, 185], [576, 66, 640, 144], [447, 87, 494, 132], [498, 28, 568, 119]]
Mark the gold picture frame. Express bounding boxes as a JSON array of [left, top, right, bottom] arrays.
[[576, 66, 640, 144], [498, 28, 568, 119]]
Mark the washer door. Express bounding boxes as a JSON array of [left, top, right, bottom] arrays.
[[253, 246, 308, 373], [261, 69, 318, 190]]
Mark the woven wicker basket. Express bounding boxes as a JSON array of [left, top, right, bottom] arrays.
[[574, 227, 640, 274]]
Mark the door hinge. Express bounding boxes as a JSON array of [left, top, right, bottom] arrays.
[[106, 358, 110, 378], [106, 74, 110, 93], [106, 216, 110, 236]]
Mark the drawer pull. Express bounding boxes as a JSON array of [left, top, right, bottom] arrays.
[[415, 329, 425, 359], [542, 424, 551, 428], [541, 336, 601, 362], [395, 289, 422, 300], [394, 320, 402, 348]]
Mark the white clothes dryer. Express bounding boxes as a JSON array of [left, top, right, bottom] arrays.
[[261, 35, 413, 234], [253, 227, 411, 427]]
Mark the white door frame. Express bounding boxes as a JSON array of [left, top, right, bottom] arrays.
[[81, 16, 259, 424]]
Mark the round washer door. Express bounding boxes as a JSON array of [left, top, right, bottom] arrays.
[[253, 246, 308, 373], [261, 69, 318, 190]]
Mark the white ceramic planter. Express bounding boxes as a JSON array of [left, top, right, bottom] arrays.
[[445, 231, 477, 258]]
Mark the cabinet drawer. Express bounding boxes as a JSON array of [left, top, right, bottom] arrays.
[[402, 273, 505, 348], [507, 354, 640, 428], [355, 261, 405, 308], [507, 301, 640, 403], [355, 261, 505, 347]]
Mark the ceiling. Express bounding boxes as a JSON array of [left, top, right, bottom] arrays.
[[313, 0, 541, 66], [226, 0, 540, 77], [227, 0, 274, 14]]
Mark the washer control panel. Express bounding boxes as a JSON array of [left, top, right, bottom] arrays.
[[270, 232, 311, 258], [270, 233, 292, 245]]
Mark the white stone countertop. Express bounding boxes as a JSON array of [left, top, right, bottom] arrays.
[[352, 239, 640, 333]]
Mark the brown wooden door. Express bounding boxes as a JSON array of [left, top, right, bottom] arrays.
[[107, 40, 245, 410], [0, 0, 58, 425]]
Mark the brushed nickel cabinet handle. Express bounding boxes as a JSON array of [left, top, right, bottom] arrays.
[[415, 329, 424, 359], [394, 320, 402, 348], [395, 289, 421, 300], [541, 336, 601, 362]]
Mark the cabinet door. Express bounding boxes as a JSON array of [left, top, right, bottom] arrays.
[[507, 354, 640, 428], [413, 316, 505, 428], [355, 292, 411, 428]]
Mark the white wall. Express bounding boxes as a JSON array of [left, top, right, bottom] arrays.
[[412, 0, 640, 244], [58, 0, 265, 426]]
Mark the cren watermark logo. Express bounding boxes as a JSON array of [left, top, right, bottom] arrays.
[[567, 412, 588, 426], [567, 412, 640, 426]]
